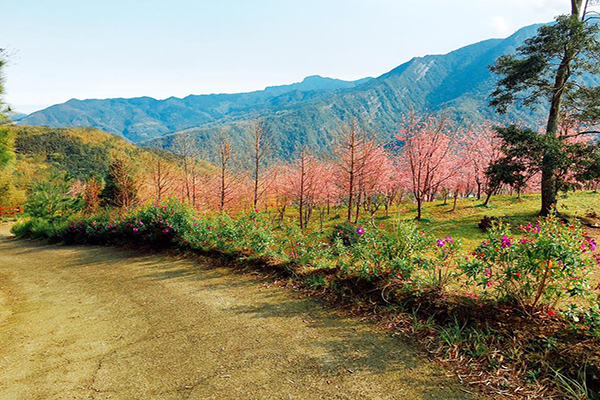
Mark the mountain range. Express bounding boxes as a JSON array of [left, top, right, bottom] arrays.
[[19, 23, 584, 158]]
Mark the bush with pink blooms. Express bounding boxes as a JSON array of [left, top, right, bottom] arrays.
[[461, 213, 599, 311]]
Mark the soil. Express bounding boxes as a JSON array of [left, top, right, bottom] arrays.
[[0, 224, 478, 400]]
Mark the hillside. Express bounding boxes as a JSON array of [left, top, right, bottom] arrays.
[[10, 125, 181, 178], [0, 125, 186, 206]]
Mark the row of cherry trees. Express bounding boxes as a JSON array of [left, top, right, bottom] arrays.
[[135, 114, 574, 227]]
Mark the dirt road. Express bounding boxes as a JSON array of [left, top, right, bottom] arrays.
[[0, 225, 476, 399]]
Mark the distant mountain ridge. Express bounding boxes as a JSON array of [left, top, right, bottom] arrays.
[[19, 23, 597, 157], [19, 75, 373, 142]]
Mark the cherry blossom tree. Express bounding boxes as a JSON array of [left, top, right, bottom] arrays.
[[396, 113, 462, 220]]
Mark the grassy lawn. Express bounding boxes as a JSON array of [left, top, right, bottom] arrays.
[[295, 191, 600, 252]]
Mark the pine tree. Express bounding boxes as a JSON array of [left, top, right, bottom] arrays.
[[101, 159, 138, 208], [489, 0, 600, 215]]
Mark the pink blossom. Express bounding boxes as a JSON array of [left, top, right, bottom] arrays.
[[501, 235, 512, 248]]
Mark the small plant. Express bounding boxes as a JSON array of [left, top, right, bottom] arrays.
[[424, 235, 461, 292], [478, 215, 500, 233], [329, 221, 364, 247], [461, 213, 599, 312]]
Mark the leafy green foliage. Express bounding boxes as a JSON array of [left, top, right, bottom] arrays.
[[0, 125, 15, 169], [490, 15, 600, 121], [25, 171, 83, 220], [486, 125, 600, 194], [461, 214, 598, 310]]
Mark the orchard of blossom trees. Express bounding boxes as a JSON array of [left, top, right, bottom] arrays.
[[126, 112, 599, 227]]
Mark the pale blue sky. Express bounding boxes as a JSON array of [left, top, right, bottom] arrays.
[[2, 0, 571, 113]]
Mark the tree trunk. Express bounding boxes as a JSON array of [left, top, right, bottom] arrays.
[[540, 0, 582, 216], [483, 189, 493, 206]]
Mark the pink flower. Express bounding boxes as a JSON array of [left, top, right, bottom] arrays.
[[501, 235, 512, 248], [436, 239, 445, 248], [356, 227, 365, 236], [133, 228, 139, 232], [583, 237, 596, 253], [483, 268, 492, 278], [468, 293, 479, 300], [520, 238, 529, 244]]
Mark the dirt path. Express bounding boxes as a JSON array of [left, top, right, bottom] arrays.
[[0, 225, 477, 399]]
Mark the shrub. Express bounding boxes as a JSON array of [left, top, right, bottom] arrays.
[[329, 221, 365, 247], [25, 171, 83, 221], [11, 218, 68, 241], [461, 214, 599, 311], [478, 216, 500, 233], [424, 235, 462, 292], [331, 222, 433, 282]]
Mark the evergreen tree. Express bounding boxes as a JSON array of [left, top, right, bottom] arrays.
[[0, 49, 13, 168], [489, 0, 600, 214], [101, 159, 138, 208], [0, 48, 9, 124]]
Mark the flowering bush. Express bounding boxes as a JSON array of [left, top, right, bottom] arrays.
[[331, 222, 432, 282], [329, 221, 365, 247], [424, 235, 462, 292], [461, 214, 599, 311], [184, 211, 277, 259]]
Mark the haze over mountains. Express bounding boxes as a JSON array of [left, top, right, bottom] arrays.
[[18, 23, 586, 158]]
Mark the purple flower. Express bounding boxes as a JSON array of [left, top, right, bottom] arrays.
[[484, 268, 492, 278], [163, 228, 170, 234], [133, 228, 139, 232], [356, 227, 365, 236], [436, 239, 445, 248], [444, 236, 454, 244]]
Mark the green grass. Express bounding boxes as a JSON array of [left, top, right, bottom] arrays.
[[288, 191, 600, 251]]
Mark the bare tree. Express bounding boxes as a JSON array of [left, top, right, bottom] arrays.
[[250, 121, 271, 210], [334, 120, 376, 222], [217, 136, 233, 212], [172, 134, 200, 206], [150, 158, 175, 201]]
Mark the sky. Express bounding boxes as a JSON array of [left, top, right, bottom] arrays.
[[1, 0, 573, 114]]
